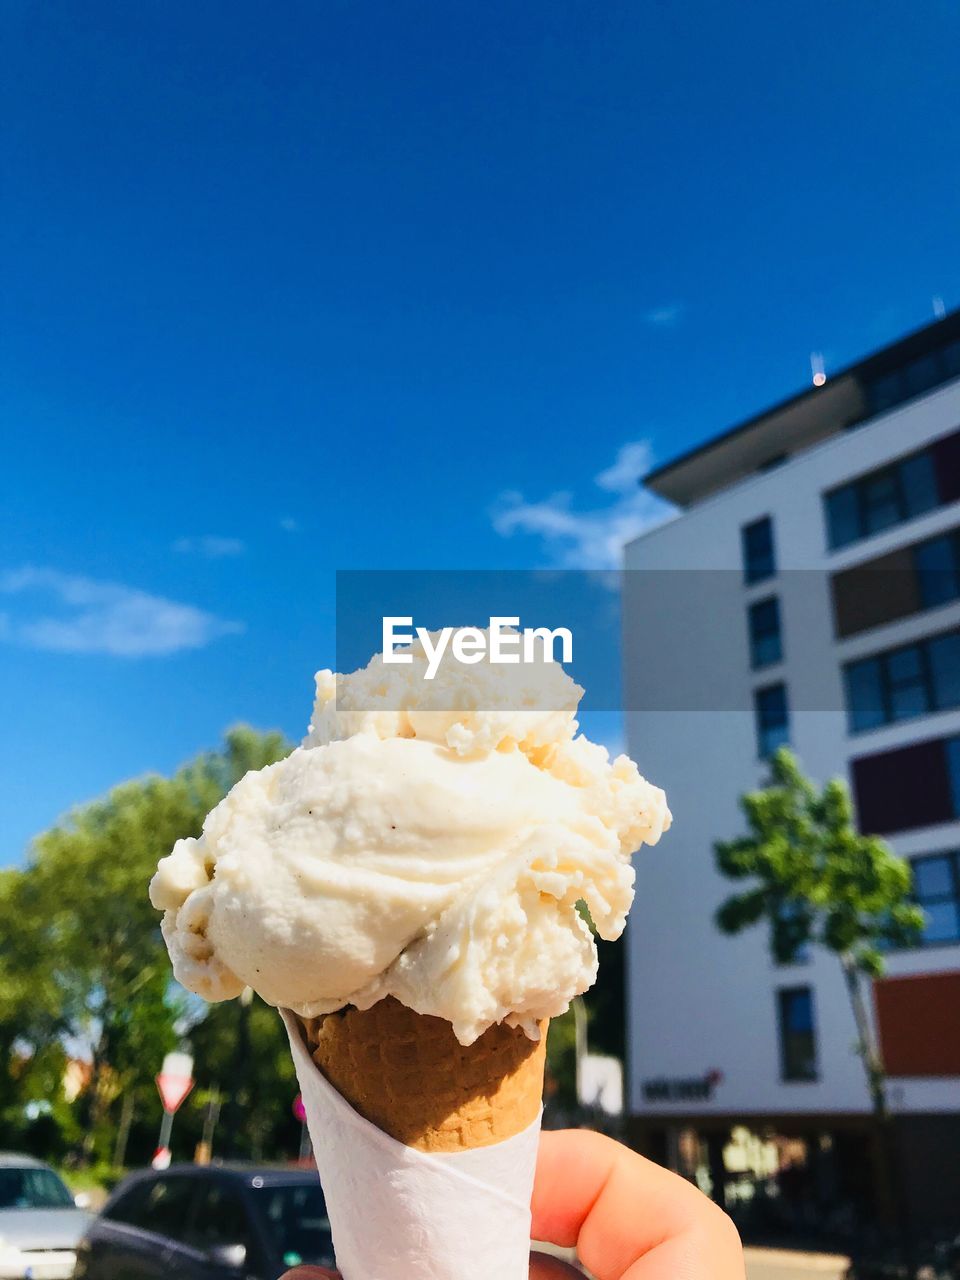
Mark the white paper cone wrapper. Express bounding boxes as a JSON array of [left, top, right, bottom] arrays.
[[281, 1009, 542, 1280]]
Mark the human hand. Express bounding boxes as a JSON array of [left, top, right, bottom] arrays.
[[530, 1129, 745, 1278], [279, 1127, 745, 1278]]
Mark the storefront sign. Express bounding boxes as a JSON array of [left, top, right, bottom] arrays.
[[642, 1069, 724, 1103]]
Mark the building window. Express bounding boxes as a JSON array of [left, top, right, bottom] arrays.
[[748, 597, 783, 669], [852, 734, 960, 835], [862, 468, 905, 537], [826, 484, 861, 548], [911, 852, 960, 946], [774, 902, 812, 965], [777, 987, 818, 1082], [824, 442, 942, 551], [915, 531, 960, 610], [885, 645, 931, 721], [845, 658, 887, 732], [929, 631, 960, 710], [755, 683, 789, 757], [865, 339, 960, 418], [901, 451, 941, 514], [948, 735, 960, 817], [742, 516, 776, 585], [831, 525, 960, 639], [844, 628, 960, 733]]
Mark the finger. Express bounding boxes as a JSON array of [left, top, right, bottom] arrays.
[[531, 1130, 744, 1280]]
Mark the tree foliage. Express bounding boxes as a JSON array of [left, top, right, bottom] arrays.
[[715, 748, 924, 975], [0, 726, 291, 1163], [182, 995, 300, 1162], [714, 746, 924, 1162]]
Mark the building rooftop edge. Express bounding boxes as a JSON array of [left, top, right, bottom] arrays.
[[643, 307, 960, 498]]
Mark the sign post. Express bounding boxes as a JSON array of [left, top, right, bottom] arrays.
[[154, 1051, 194, 1169], [293, 1093, 311, 1161]]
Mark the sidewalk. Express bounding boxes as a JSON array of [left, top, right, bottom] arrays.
[[745, 1246, 849, 1280], [537, 1242, 849, 1278]]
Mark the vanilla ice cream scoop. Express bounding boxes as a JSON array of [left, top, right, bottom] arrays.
[[150, 633, 671, 1044]]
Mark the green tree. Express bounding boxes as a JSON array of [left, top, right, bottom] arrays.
[[0, 726, 291, 1163], [181, 994, 300, 1163], [714, 748, 924, 1223], [543, 906, 626, 1127], [545, 1005, 578, 1115]]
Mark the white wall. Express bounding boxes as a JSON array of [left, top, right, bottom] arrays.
[[623, 378, 960, 1122]]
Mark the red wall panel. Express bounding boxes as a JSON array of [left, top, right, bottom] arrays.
[[875, 972, 960, 1077]]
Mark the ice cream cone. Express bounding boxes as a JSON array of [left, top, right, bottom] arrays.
[[299, 997, 547, 1153]]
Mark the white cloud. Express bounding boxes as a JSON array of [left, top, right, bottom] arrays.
[[279, 517, 300, 533], [172, 535, 245, 558], [642, 302, 684, 329], [0, 567, 244, 657], [595, 441, 656, 494], [491, 440, 674, 570]]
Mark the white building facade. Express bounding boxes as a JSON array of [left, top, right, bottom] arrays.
[[623, 312, 960, 1230]]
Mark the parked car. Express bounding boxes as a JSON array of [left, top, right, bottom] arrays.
[[845, 1234, 960, 1280], [0, 1151, 93, 1279], [74, 1163, 335, 1278]]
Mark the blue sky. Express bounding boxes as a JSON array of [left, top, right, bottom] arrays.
[[3, 1, 960, 861]]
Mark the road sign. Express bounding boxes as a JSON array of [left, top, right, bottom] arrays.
[[578, 1054, 624, 1116], [292, 1093, 306, 1123], [156, 1051, 194, 1114], [156, 1072, 194, 1113]]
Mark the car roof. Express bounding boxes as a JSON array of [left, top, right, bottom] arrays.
[[118, 1164, 319, 1190], [0, 1153, 51, 1170]]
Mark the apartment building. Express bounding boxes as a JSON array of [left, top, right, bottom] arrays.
[[622, 310, 960, 1231]]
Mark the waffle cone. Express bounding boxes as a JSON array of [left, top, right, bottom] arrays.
[[299, 997, 547, 1153]]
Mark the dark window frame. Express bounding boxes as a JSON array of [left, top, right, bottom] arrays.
[[747, 596, 784, 669], [184, 1175, 259, 1259], [0, 1167, 74, 1210], [915, 529, 960, 610], [776, 985, 819, 1083], [254, 1180, 332, 1271], [885, 643, 931, 721], [754, 682, 790, 758], [851, 734, 958, 836], [844, 627, 960, 733], [773, 901, 812, 967], [865, 340, 960, 419], [824, 445, 940, 551], [948, 735, 960, 818], [909, 851, 960, 948], [108, 1174, 201, 1245], [742, 516, 776, 585], [103, 1178, 155, 1227], [831, 524, 960, 641]]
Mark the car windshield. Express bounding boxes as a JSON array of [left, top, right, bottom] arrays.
[[255, 1182, 331, 1266], [0, 1167, 75, 1210]]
